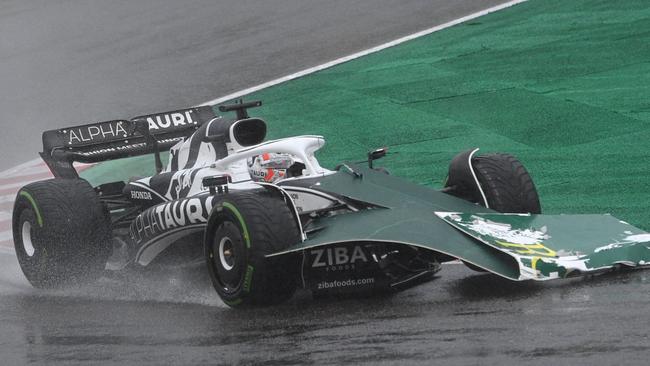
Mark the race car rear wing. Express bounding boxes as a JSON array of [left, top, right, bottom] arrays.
[[41, 106, 216, 178]]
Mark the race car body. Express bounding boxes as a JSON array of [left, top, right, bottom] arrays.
[[13, 101, 650, 307]]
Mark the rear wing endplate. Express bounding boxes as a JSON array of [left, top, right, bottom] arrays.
[[41, 106, 215, 178]]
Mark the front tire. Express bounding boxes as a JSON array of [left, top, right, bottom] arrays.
[[472, 153, 541, 214], [205, 190, 301, 307], [448, 152, 541, 272], [12, 179, 111, 288]]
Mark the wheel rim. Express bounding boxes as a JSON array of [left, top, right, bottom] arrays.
[[21, 221, 35, 257], [212, 221, 245, 293], [218, 237, 235, 270]]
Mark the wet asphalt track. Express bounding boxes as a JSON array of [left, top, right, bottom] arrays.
[[3, 0, 650, 365], [2, 254, 650, 365]]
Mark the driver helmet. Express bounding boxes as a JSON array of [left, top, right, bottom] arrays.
[[247, 153, 304, 183]]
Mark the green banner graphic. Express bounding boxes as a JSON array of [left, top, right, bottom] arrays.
[[436, 212, 650, 280]]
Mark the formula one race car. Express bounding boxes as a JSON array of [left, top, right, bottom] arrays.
[[13, 101, 650, 307]]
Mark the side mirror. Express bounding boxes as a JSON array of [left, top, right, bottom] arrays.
[[367, 147, 388, 168]]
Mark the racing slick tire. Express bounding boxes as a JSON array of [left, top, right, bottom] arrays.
[[12, 179, 111, 288], [205, 190, 301, 308]]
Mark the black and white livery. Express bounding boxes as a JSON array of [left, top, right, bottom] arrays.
[[13, 100, 546, 307]]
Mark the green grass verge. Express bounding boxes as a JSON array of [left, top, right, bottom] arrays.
[[83, 0, 650, 229]]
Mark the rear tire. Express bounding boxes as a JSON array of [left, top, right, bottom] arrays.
[[12, 179, 111, 288], [205, 190, 300, 307]]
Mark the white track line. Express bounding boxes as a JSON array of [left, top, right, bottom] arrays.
[[200, 0, 528, 106]]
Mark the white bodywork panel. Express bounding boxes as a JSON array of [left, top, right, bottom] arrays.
[[134, 135, 334, 201]]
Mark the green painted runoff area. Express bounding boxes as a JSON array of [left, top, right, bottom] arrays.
[[83, 0, 650, 229]]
